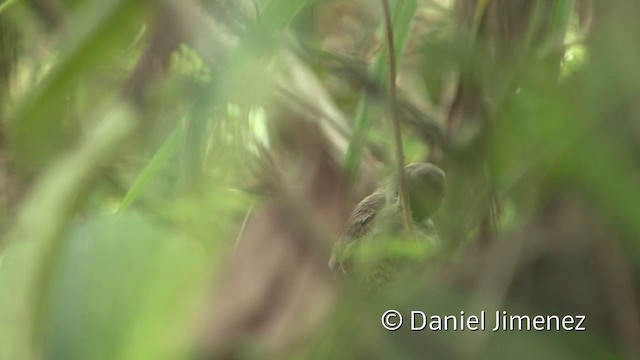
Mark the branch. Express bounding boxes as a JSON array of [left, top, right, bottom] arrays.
[[381, 0, 414, 237]]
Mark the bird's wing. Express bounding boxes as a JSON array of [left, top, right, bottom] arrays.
[[329, 190, 387, 271], [343, 190, 387, 241]]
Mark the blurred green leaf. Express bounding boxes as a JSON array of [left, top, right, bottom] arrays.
[[45, 213, 206, 360], [0, 0, 19, 15], [118, 121, 184, 212], [0, 103, 136, 359], [9, 0, 148, 169], [260, 0, 310, 32]]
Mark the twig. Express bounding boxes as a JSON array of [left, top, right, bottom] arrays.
[[233, 201, 255, 252], [381, 0, 414, 238]]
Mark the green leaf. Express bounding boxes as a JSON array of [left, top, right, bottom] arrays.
[[0, 0, 20, 15], [118, 121, 184, 212], [0, 103, 136, 360], [9, 0, 149, 169], [44, 214, 206, 360], [260, 0, 311, 32]]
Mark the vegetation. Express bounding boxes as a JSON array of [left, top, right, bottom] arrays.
[[1, 0, 639, 359]]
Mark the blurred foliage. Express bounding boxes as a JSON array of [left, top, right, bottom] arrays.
[[0, 0, 639, 359]]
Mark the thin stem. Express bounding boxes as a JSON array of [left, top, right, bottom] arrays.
[[381, 0, 414, 238]]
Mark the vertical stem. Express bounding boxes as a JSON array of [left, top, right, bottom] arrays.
[[381, 0, 414, 238]]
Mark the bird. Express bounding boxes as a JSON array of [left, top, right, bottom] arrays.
[[329, 162, 446, 290]]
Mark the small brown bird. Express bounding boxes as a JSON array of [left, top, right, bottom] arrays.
[[329, 162, 446, 274]]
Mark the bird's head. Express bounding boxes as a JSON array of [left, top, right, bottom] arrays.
[[400, 162, 446, 222]]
